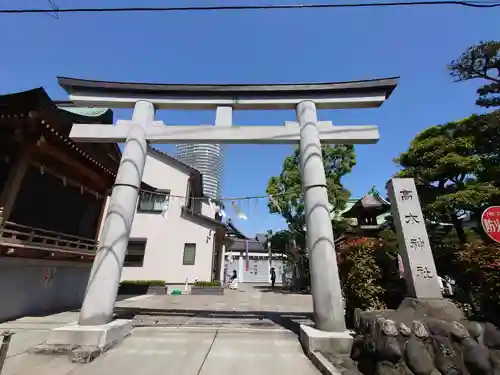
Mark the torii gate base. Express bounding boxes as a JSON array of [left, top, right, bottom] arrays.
[[42, 77, 398, 361]]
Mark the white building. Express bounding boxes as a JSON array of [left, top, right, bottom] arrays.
[[100, 147, 227, 284], [98, 147, 287, 286], [224, 226, 287, 284]]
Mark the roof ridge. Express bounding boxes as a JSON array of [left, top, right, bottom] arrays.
[[147, 146, 199, 174], [146, 147, 205, 198]]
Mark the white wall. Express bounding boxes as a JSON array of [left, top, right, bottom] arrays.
[[118, 152, 216, 283], [0, 257, 91, 322], [225, 251, 286, 284], [201, 201, 214, 217]]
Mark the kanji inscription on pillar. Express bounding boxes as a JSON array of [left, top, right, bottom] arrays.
[[387, 178, 442, 299]]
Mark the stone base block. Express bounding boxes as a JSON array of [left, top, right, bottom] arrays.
[[397, 297, 465, 322], [308, 350, 343, 375], [29, 320, 133, 363], [190, 287, 224, 295], [46, 319, 132, 348], [300, 324, 353, 356]]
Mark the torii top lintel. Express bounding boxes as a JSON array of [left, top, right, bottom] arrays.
[[57, 76, 399, 110]]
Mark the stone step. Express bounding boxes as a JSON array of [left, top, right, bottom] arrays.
[[132, 314, 282, 329]]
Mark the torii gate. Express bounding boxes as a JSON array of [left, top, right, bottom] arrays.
[[51, 76, 398, 351]]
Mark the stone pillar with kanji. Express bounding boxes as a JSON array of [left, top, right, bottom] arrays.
[[387, 178, 442, 299]]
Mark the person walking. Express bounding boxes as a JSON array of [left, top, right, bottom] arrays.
[[229, 270, 238, 290], [270, 267, 276, 289]]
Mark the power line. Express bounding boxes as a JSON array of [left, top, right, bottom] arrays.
[[1, 1, 499, 14], [137, 186, 273, 201]]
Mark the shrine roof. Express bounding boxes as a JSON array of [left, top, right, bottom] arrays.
[[0, 87, 119, 179], [342, 194, 391, 218], [58, 77, 399, 97], [54, 103, 111, 118], [227, 238, 265, 252], [226, 219, 249, 240], [0, 89, 114, 123]]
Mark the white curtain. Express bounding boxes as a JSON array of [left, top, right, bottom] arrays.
[[138, 192, 170, 212], [153, 194, 167, 211]]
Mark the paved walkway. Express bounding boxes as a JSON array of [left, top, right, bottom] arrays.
[[117, 284, 314, 331], [0, 284, 319, 375], [0, 311, 82, 375], [117, 284, 312, 313], [70, 327, 319, 375]]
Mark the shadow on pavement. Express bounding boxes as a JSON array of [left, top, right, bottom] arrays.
[[116, 294, 144, 302], [62, 295, 143, 314], [113, 307, 314, 335], [252, 285, 311, 295]]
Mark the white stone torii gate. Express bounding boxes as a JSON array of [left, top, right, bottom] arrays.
[[48, 76, 398, 353]]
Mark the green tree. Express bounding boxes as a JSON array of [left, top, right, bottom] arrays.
[[266, 145, 356, 235], [394, 112, 500, 318], [267, 228, 310, 290], [454, 111, 500, 188], [268, 229, 293, 254], [448, 41, 500, 108], [268, 228, 308, 262], [394, 118, 500, 244]]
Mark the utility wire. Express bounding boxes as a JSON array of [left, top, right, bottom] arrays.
[[136, 186, 275, 202], [1, 1, 500, 14], [44, 0, 59, 19]]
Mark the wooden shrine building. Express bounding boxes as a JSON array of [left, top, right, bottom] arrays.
[[0, 87, 125, 321], [0, 88, 120, 262]]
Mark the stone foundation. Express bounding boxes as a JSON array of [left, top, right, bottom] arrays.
[[300, 325, 354, 356], [345, 298, 500, 375], [190, 286, 224, 295], [31, 320, 133, 363]]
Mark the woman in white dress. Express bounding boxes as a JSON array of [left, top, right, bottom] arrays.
[[229, 270, 238, 290]]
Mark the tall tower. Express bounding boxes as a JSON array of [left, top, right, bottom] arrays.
[[175, 143, 223, 199], [175, 107, 230, 200]]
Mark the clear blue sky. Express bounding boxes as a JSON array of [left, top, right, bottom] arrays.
[[0, 0, 497, 236]]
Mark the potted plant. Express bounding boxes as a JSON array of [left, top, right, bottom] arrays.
[[190, 281, 224, 295]]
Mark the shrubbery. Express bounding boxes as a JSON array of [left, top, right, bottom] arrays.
[[338, 229, 500, 327], [192, 281, 221, 287], [338, 237, 387, 322], [450, 239, 500, 324], [120, 280, 165, 286]]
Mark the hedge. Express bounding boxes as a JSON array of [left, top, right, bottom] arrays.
[[120, 280, 165, 286], [192, 281, 221, 287]]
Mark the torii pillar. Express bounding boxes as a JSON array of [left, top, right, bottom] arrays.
[[46, 76, 398, 357]]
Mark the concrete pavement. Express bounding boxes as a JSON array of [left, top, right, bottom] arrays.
[[69, 327, 319, 375], [116, 284, 313, 314], [0, 285, 320, 375], [0, 311, 83, 375], [116, 284, 314, 331]]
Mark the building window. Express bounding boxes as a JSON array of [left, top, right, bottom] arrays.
[[124, 238, 147, 267], [184, 179, 202, 214], [137, 190, 170, 213], [183, 243, 196, 265], [185, 182, 194, 210]]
